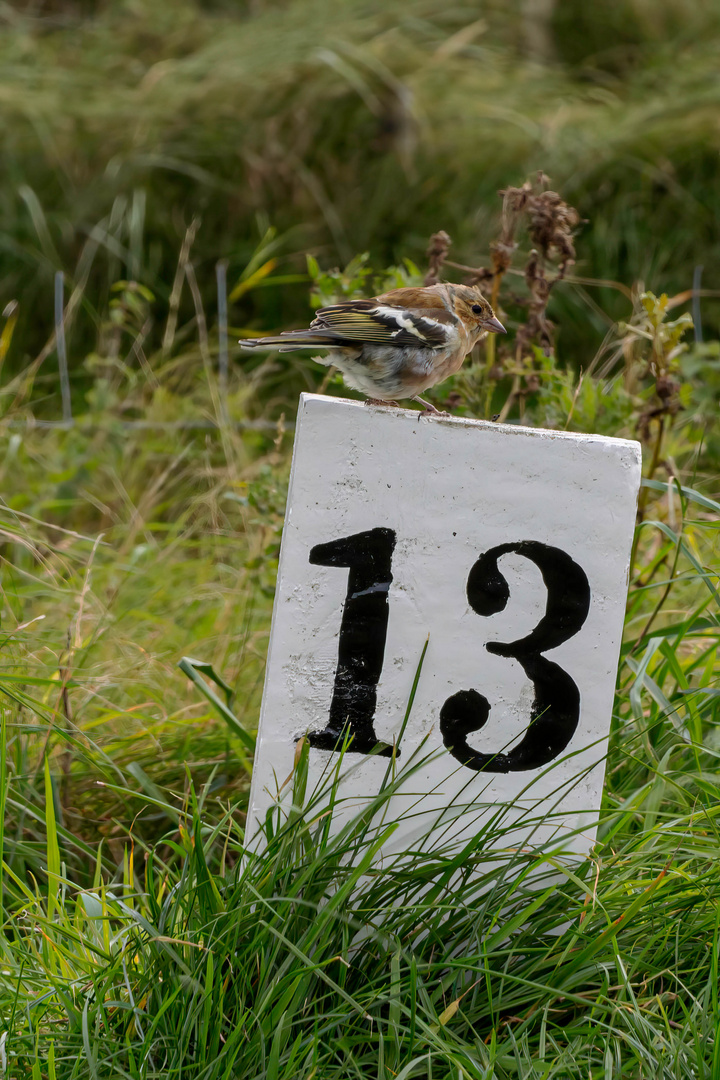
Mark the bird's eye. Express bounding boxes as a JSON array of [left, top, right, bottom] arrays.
[[471, 304, 483, 315]]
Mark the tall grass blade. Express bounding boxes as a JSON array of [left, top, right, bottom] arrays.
[[178, 656, 256, 754]]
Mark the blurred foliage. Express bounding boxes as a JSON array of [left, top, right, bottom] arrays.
[[1, 0, 719, 380]]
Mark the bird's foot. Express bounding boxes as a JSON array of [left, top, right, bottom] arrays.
[[413, 396, 449, 418], [365, 397, 400, 407]]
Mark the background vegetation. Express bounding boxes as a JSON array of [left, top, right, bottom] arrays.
[[1, 0, 719, 1076], [2, 0, 720, 375]]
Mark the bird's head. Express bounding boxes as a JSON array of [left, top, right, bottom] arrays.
[[448, 285, 506, 338]]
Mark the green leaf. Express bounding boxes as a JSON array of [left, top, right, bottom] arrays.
[[178, 656, 255, 754]]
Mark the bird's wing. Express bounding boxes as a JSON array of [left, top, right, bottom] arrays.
[[310, 299, 458, 349]]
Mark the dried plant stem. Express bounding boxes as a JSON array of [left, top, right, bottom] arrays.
[[185, 260, 237, 477], [424, 230, 451, 287], [635, 521, 683, 646], [483, 258, 508, 396], [483, 327, 497, 402], [638, 417, 666, 523], [317, 365, 337, 395], [631, 416, 666, 572], [497, 369, 522, 424], [162, 219, 199, 357]]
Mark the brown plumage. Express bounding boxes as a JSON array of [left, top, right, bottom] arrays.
[[239, 282, 505, 413]]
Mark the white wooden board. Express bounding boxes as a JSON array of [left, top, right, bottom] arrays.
[[246, 394, 641, 862]]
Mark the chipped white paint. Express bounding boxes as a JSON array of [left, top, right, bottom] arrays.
[[246, 394, 641, 862]]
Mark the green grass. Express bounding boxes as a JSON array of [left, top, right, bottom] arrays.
[[0, 405, 288, 880], [2, 0, 720, 374], [2, 512, 720, 1078], [1, 11, 719, 1065], [0, 273, 719, 1075]]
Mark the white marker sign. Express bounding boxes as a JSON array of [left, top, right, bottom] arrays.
[[247, 394, 641, 861]]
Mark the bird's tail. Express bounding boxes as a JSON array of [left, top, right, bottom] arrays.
[[238, 330, 339, 353]]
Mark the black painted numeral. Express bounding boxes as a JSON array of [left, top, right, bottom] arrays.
[[306, 528, 398, 757], [306, 531, 591, 771], [440, 541, 591, 772]]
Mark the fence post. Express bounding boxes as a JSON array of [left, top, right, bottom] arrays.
[[54, 271, 72, 425], [692, 264, 704, 343], [216, 260, 229, 399]]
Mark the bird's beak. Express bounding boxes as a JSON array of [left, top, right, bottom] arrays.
[[483, 316, 506, 334]]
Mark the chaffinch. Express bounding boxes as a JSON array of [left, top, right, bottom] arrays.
[[238, 282, 505, 413]]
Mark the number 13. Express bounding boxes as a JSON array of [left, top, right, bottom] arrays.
[[305, 528, 591, 773]]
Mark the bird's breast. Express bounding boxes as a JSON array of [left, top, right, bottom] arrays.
[[328, 342, 461, 399]]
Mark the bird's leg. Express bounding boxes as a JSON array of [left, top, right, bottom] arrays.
[[365, 397, 400, 407], [413, 396, 449, 417]]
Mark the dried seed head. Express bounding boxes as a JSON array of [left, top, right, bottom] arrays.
[[425, 230, 452, 286], [526, 189, 580, 269], [656, 374, 680, 402]]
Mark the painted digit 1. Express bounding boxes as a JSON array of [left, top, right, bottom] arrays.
[[306, 528, 398, 757], [440, 541, 591, 772]]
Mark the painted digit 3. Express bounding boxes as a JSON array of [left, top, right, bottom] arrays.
[[440, 541, 591, 773]]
